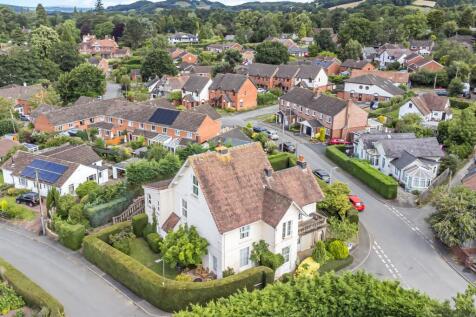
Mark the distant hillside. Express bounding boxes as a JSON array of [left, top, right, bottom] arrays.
[[0, 4, 91, 13]]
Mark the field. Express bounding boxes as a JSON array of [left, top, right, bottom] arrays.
[[412, 0, 436, 7], [328, 0, 366, 10]]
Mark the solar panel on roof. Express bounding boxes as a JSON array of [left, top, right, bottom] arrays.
[[20, 159, 68, 184], [148, 108, 180, 125]]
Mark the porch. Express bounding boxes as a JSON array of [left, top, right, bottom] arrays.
[[298, 212, 327, 252]]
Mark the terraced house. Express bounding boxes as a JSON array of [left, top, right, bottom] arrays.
[[33, 98, 221, 148], [209, 73, 257, 111]]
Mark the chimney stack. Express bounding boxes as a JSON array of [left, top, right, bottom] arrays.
[[216, 143, 228, 155], [264, 167, 273, 177], [297, 155, 307, 169]]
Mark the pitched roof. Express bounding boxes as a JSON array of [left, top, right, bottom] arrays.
[[392, 150, 418, 170], [210, 73, 248, 92], [345, 74, 405, 96], [296, 65, 323, 79], [190, 65, 213, 75], [376, 137, 444, 158], [0, 138, 20, 157], [186, 142, 324, 233], [190, 104, 221, 120], [280, 87, 349, 116], [350, 70, 409, 85], [410, 93, 449, 115], [40, 144, 101, 166], [275, 65, 300, 79], [359, 132, 416, 149], [462, 167, 476, 190], [162, 212, 180, 232], [341, 59, 372, 69], [245, 63, 279, 77], [0, 84, 42, 101], [209, 127, 252, 147], [183, 75, 210, 93]]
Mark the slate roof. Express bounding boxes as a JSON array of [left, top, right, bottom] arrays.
[[209, 127, 252, 147], [410, 93, 449, 115], [0, 84, 42, 101], [210, 73, 248, 92], [190, 65, 213, 75], [296, 65, 323, 79], [245, 63, 279, 77], [392, 151, 419, 170], [359, 132, 416, 150], [183, 75, 210, 93], [275, 65, 300, 79], [341, 59, 372, 69], [186, 142, 324, 233], [40, 144, 102, 166], [89, 121, 115, 130], [0, 138, 19, 157], [376, 137, 444, 158], [350, 70, 409, 85], [345, 74, 405, 96], [280, 87, 349, 116], [190, 104, 221, 120]]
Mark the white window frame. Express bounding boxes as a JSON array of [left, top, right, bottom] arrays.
[[192, 175, 199, 196], [240, 225, 250, 239], [282, 246, 290, 263], [181, 198, 188, 219], [240, 247, 250, 267], [282, 220, 292, 239]]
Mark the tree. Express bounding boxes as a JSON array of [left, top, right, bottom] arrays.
[[126, 159, 161, 186], [328, 217, 358, 242], [312, 240, 327, 264], [146, 144, 169, 161], [121, 17, 153, 49], [439, 154, 460, 175], [95, 0, 104, 13], [46, 187, 60, 215], [342, 39, 362, 60], [314, 30, 337, 52], [56, 20, 80, 44], [255, 41, 289, 65], [35, 4, 49, 26], [94, 21, 114, 38], [56, 194, 76, 219], [160, 225, 208, 268], [401, 12, 427, 40], [76, 180, 100, 199], [458, 7, 474, 28], [157, 153, 182, 178], [442, 21, 458, 37], [427, 10, 446, 31], [430, 186, 476, 247], [224, 49, 243, 67], [56, 63, 106, 103], [140, 49, 177, 82], [395, 113, 433, 138], [250, 240, 285, 271], [49, 41, 83, 72], [444, 108, 476, 159], [176, 143, 206, 161], [448, 77, 464, 96], [317, 181, 352, 219], [308, 44, 319, 57], [30, 26, 60, 58]]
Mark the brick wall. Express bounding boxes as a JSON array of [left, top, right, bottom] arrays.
[[338, 91, 389, 103], [196, 116, 221, 143]]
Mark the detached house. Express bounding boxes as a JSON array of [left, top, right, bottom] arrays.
[[209, 73, 257, 111], [181, 76, 212, 109], [278, 87, 368, 140], [206, 42, 243, 53], [0, 84, 43, 119], [143, 143, 327, 278], [398, 92, 452, 123], [168, 33, 199, 45], [339, 59, 375, 73], [339, 74, 405, 102], [79, 34, 130, 59], [407, 59, 444, 73], [409, 39, 434, 55], [294, 65, 328, 92], [1, 144, 109, 196], [374, 45, 412, 68]]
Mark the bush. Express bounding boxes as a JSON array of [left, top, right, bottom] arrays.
[[109, 227, 136, 255], [75, 180, 100, 199], [0, 257, 64, 317], [142, 223, 156, 237], [175, 273, 193, 282], [312, 240, 327, 264], [318, 255, 354, 273], [84, 196, 132, 227], [347, 208, 359, 224], [268, 152, 297, 171], [295, 257, 320, 278], [56, 221, 86, 250], [328, 240, 349, 260], [257, 92, 278, 106], [449, 97, 473, 109], [250, 240, 284, 271], [326, 146, 398, 199], [132, 213, 148, 237], [82, 222, 274, 312], [146, 233, 162, 253], [222, 267, 235, 278]]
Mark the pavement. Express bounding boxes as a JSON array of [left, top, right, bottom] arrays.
[[224, 108, 471, 301], [0, 222, 169, 317]]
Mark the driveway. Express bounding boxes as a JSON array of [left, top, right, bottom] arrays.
[[224, 110, 470, 301], [0, 223, 167, 317]]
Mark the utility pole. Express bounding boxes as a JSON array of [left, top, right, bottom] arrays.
[[9, 108, 16, 134], [35, 169, 46, 236]]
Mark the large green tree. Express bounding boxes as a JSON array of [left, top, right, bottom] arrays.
[[140, 49, 177, 81], [49, 41, 83, 72], [341, 39, 362, 60], [30, 25, 60, 59], [56, 20, 80, 44], [35, 4, 49, 27], [255, 41, 289, 65], [317, 181, 352, 219], [56, 63, 106, 103]]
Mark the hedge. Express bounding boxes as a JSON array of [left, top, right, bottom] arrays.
[[85, 196, 132, 227], [146, 232, 161, 253], [449, 97, 474, 110], [83, 222, 274, 312], [318, 255, 354, 273], [132, 213, 148, 237], [57, 221, 86, 250], [326, 146, 398, 199], [0, 257, 64, 317], [268, 152, 297, 171]]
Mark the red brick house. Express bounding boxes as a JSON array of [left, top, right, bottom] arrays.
[[273, 65, 300, 92], [0, 84, 43, 118], [278, 87, 368, 140], [79, 34, 130, 59], [313, 56, 342, 75], [244, 63, 279, 90], [209, 73, 257, 111], [407, 59, 444, 73], [339, 59, 375, 73]]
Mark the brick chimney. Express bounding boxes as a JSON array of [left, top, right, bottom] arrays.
[[297, 155, 307, 169]]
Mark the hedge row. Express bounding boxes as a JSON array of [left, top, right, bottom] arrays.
[[326, 146, 398, 199], [319, 255, 354, 273], [57, 221, 85, 251], [85, 196, 132, 227], [132, 213, 148, 237], [83, 222, 274, 312], [0, 257, 64, 317], [268, 152, 297, 171], [449, 97, 474, 110]]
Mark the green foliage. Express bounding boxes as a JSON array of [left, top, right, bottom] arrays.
[[394, 113, 434, 138], [146, 143, 169, 161], [127, 154, 181, 186], [430, 186, 476, 247], [160, 225, 208, 269], [49, 41, 83, 72], [56, 194, 76, 219], [255, 41, 289, 65], [109, 227, 136, 255], [327, 240, 349, 260], [141, 49, 177, 82], [0, 119, 18, 137], [175, 273, 193, 282], [83, 222, 274, 312], [257, 92, 278, 106], [318, 182, 352, 219], [439, 108, 476, 159], [56, 63, 106, 103], [326, 146, 398, 199], [222, 267, 235, 278], [56, 220, 86, 250], [146, 233, 162, 253], [132, 213, 148, 237], [75, 180, 101, 199], [410, 70, 448, 88], [439, 154, 460, 175], [318, 255, 354, 273], [448, 77, 464, 96], [30, 26, 60, 58], [168, 91, 182, 102], [84, 196, 132, 228], [312, 240, 327, 264], [328, 217, 358, 242], [347, 208, 359, 225], [0, 257, 64, 317], [268, 152, 297, 171], [449, 98, 473, 109], [67, 203, 86, 225], [0, 282, 25, 314], [176, 143, 206, 161], [250, 240, 285, 271]]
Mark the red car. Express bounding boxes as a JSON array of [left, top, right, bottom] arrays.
[[327, 138, 351, 145], [349, 195, 365, 212]]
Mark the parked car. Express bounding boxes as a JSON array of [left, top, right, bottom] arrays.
[[435, 89, 448, 96], [280, 142, 296, 153], [257, 88, 267, 93], [253, 126, 268, 133], [19, 115, 29, 122], [327, 138, 351, 145], [312, 169, 331, 183], [266, 129, 279, 140], [16, 192, 40, 207], [348, 195, 365, 212]]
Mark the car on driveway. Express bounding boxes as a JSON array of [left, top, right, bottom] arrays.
[[327, 138, 351, 145], [253, 126, 268, 133], [257, 88, 267, 93], [313, 169, 331, 183], [16, 192, 40, 207], [266, 129, 279, 140], [280, 142, 295, 153], [348, 194, 365, 211]]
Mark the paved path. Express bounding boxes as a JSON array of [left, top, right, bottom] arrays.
[[0, 223, 167, 317]]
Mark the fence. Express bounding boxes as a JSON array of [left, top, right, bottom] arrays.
[[418, 168, 451, 204], [112, 196, 145, 224]]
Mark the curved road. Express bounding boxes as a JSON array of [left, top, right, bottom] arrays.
[[0, 223, 160, 317]]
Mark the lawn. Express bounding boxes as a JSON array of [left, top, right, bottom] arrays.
[[0, 196, 36, 221], [129, 238, 178, 279]]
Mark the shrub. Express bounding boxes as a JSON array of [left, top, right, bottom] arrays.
[[56, 221, 86, 250], [0, 282, 25, 314], [82, 222, 274, 312], [0, 257, 64, 317], [347, 208, 359, 224], [312, 240, 327, 264], [295, 257, 320, 278], [318, 255, 354, 273], [328, 240, 349, 260], [146, 233, 162, 253], [6, 188, 28, 197], [161, 225, 208, 268], [222, 267, 235, 278], [250, 240, 284, 271], [75, 180, 100, 199], [109, 227, 136, 255], [449, 97, 473, 109], [326, 146, 397, 199], [84, 196, 132, 227], [268, 152, 297, 171], [143, 223, 156, 237], [132, 213, 148, 237], [257, 92, 278, 106], [175, 273, 193, 282]]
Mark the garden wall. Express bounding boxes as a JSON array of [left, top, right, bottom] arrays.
[[0, 257, 64, 317], [83, 222, 274, 312], [326, 146, 398, 199]]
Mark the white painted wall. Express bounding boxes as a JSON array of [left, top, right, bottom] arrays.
[[344, 82, 395, 99], [398, 100, 430, 120], [295, 69, 328, 89]]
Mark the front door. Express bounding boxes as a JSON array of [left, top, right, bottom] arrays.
[[358, 94, 362, 101]]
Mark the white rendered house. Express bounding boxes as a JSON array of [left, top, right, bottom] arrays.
[[398, 93, 452, 123], [294, 66, 328, 91], [143, 143, 327, 278]]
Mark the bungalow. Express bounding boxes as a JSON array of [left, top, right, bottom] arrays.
[[209, 73, 257, 111], [142, 142, 327, 278], [181, 75, 212, 109], [407, 59, 444, 73], [339, 59, 375, 73], [350, 70, 410, 86], [409, 39, 434, 55], [404, 53, 424, 67], [0, 84, 43, 119], [206, 42, 243, 53], [398, 92, 452, 123], [288, 47, 308, 58], [267, 37, 299, 49], [1, 144, 109, 196], [278, 87, 368, 140], [168, 33, 199, 45], [339, 74, 405, 103]]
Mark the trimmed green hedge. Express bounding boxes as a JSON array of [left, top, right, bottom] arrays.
[[0, 257, 64, 317], [146, 232, 161, 253], [83, 222, 274, 312], [319, 255, 354, 273], [132, 213, 148, 237], [57, 221, 85, 250], [326, 146, 398, 199], [268, 152, 297, 171], [449, 97, 473, 110], [85, 196, 132, 227]]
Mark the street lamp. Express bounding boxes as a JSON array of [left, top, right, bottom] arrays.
[[155, 258, 165, 285], [330, 166, 339, 183]]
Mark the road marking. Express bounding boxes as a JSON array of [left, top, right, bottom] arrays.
[[372, 241, 404, 284]]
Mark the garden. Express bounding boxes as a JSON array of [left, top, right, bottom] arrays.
[[0, 186, 37, 222]]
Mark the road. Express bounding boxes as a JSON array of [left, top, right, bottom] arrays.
[[0, 223, 165, 317], [223, 105, 470, 301]]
